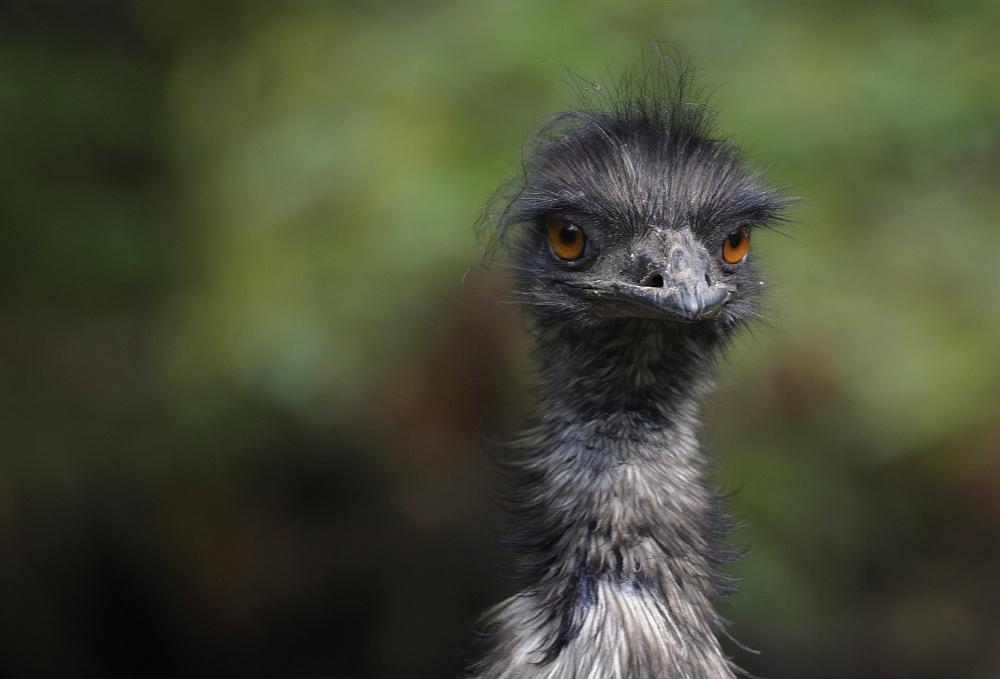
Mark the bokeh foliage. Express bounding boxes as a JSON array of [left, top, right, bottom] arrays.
[[1, 0, 999, 677]]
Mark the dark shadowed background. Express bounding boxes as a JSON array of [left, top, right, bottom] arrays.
[[1, 1, 999, 677]]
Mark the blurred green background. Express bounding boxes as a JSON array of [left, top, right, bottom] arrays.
[[1, 0, 999, 677]]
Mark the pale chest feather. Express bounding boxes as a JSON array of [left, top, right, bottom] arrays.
[[477, 580, 734, 679]]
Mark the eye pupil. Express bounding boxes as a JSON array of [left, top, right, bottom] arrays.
[[728, 232, 742, 248], [560, 226, 578, 245]]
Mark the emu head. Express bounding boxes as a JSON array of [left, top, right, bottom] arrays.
[[489, 79, 784, 339]]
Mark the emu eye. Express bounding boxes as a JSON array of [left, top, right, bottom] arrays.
[[548, 219, 586, 261], [722, 227, 750, 264]]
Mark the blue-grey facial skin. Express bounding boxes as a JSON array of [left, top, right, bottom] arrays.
[[463, 67, 785, 679], [511, 123, 778, 334], [541, 219, 735, 322]]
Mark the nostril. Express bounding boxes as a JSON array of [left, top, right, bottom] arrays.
[[645, 274, 664, 288]]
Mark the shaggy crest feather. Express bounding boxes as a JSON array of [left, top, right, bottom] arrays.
[[464, 53, 787, 679]]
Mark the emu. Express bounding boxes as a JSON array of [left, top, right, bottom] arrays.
[[462, 60, 785, 679]]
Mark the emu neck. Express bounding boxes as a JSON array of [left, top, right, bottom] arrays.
[[482, 317, 734, 678], [534, 318, 717, 434], [524, 319, 723, 574]]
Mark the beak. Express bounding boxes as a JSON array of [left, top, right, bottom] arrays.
[[562, 279, 732, 322], [599, 279, 731, 321], [559, 231, 733, 322]]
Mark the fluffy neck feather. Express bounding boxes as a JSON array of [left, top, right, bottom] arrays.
[[465, 319, 737, 679]]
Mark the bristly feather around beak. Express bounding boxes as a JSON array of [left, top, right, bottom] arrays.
[[555, 226, 733, 322]]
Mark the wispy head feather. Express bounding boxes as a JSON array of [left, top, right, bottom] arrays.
[[479, 51, 734, 257]]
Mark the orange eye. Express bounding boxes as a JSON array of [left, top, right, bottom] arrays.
[[548, 219, 586, 261], [722, 228, 750, 264]]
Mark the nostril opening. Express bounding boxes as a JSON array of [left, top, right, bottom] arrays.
[[704, 272, 712, 286], [646, 274, 664, 288]]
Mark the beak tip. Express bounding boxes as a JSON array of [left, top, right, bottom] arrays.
[[678, 285, 731, 321], [680, 294, 702, 317]]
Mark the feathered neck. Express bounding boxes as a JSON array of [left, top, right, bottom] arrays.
[[531, 317, 722, 429], [464, 318, 738, 679]]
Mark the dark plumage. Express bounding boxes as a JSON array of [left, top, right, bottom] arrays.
[[463, 57, 786, 679]]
